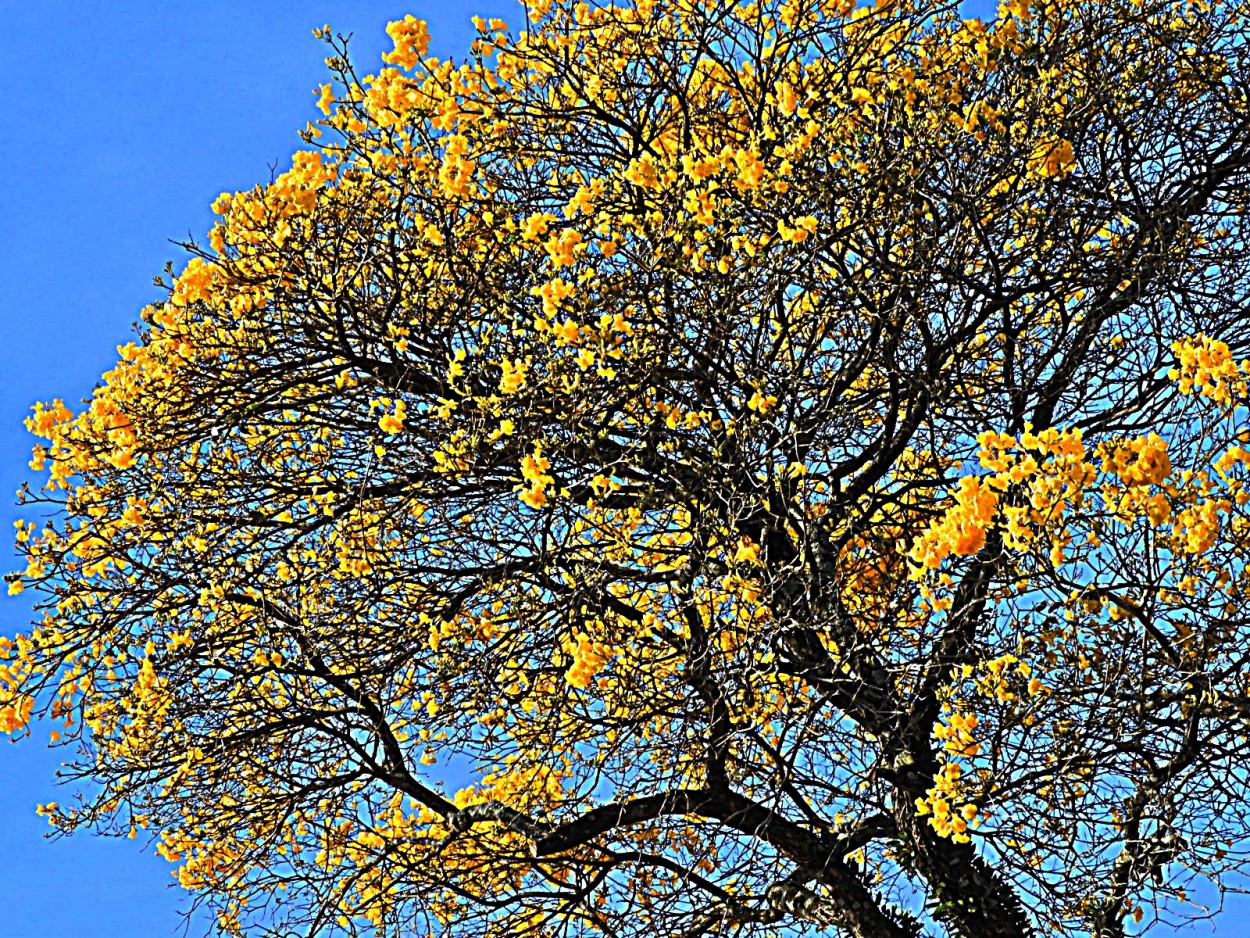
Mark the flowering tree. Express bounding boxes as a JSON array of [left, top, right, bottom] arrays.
[[6, 1, 1250, 936]]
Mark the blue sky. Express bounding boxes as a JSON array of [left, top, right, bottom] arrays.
[[0, 2, 1245, 937]]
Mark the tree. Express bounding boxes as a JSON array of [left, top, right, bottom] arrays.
[[5, 1, 1250, 935]]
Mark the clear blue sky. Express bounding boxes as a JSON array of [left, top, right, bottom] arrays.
[[0, 3, 1245, 937]]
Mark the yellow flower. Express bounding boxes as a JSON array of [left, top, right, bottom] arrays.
[[1028, 137, 1076, 179], [732, 148, 766, 190], [734, 537, 762, 565], [0, 695, 34, 734], [1100, 434, 1171, 487], [776, 81, 798, 116], [170, 258, 219, 307], [778, 216, 818, 243], [748, 390, 778, 413], [533, 277, 575, 317], [1170, 334, 1249, 406], [624, 154, 661, 190], [545, 228, 584, 268], [522, 212, 557, 242], [315, 82, 335, 116], [499, 358, 529, 394], [518, 445, 554, 509], [382, 15, 431, 70], [682, 153, 721, 181], [378, 399, 407, 435], [910, 475, 999, 569]]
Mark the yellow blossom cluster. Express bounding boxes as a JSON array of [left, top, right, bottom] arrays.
[[381, 14, 431, 70], [170, 257, 219, 307], [1170, 335, 1250, 407], [437, 133, 476, 198], [377, 398, 407, 435], [460, 762, 570, 814], [747, 390, 779, 413], [912, 427, 1100, 572], [909, 475, 999, 569], [1099, 434, 1172, 488], [25, 398, 74, 439], [1027, 137, 1076, 179], [364, 69, 422, 128], [778, 216, 819, 243], [1097, 435, 1175, 526], [915, 761, 978, 843], [498, 358, 529, 394], [733, 536, 763, 566], [156, 828, 245, 892], [210, 150, 336, 252], [1171, 498, 1231, 556], [975, 654, 1045, 703], [564, 632, 613, 688], [24, 338, 186, 481], [933, 710, 980, 757], [533, 277, 575, 318], [0, 694, 33, 734], [518, 445, 554, 509]]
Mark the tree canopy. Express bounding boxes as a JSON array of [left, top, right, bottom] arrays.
[[6, 0, 1250, 936]]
